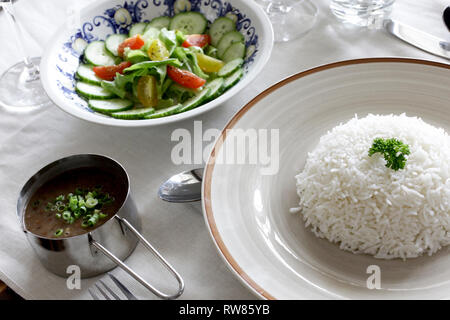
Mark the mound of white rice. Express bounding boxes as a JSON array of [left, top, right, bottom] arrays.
[[293, 114, 450, 260]]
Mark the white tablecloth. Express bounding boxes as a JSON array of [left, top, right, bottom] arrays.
[[0, 0, 448, 300]]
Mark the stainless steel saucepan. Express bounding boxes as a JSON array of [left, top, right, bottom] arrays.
[[17, 154, 184, 299]]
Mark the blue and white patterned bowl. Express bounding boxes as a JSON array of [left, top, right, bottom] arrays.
[[40, 0, 273, 127]]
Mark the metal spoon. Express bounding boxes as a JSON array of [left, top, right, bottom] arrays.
[[158, 168, 203, 203], [444, 6, 450, 32]]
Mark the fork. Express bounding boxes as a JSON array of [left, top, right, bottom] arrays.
[[88, 273, 138, 300]]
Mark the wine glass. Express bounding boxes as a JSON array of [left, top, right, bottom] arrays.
[[255, 0, 318, 42], [330, 0, 395, 27], [0, 0, 50, 110]]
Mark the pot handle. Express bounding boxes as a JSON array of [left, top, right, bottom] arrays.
[[89, 215, 184, 300]]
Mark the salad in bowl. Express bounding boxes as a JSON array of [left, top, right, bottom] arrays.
[[40, 0, 273, 127]]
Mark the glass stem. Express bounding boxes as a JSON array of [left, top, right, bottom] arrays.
[[2, 0, 39, 81]]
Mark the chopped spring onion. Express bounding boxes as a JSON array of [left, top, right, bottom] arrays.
[[62, 211, 72, 221], [78, 198, 86, 207], [69, 196, 78, 211], [54, 229, 64, 237], [88, 213, 100, 226], [48, 187, 114, 228], [85, 198, 98, 208]]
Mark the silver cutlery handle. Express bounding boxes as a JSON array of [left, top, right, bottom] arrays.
[[89, 216, 184, 300]]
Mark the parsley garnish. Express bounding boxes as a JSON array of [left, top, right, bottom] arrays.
[[368, 138, 410, 171]]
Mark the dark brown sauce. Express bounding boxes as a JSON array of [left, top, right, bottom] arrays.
[[24, 168, 127, 239]]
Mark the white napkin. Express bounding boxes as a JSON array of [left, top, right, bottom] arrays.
[[0, 0, 447, 299]]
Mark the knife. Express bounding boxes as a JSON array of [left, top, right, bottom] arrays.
[[384, 19, 450, 60]]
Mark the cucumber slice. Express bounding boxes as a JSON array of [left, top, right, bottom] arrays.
[[156, 98, 175, 109], [84, 41, 118, 66], [217, 58, 244, 77], [222, 68, 244, 91], [217, 31, 244, 58], [105, 34, 127, 56], [222, 42, 245, 63], [204, 78, 224, 102], [178, 88, 211, 113], [76, 64, 102, 85], [142, 27, 160, 42], [169, 12, 207, 35], [145, 104, 182, 119], [110, 107, 155, 119], [88, 99, 133, 114], [209, 17, 235, 47], [148, 16, 171, 30], [129, 22, 148, 37], [76, 81, 116, 99]]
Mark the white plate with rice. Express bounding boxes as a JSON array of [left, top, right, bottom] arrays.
[[202, 58, 450, 299]]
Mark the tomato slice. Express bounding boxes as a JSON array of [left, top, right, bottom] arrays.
[[167, 65, 206, 89], [137, 75, 158, 107], [196, 53, 224, 73], [182, 34, 210, 48], [92, 61, 132, 81], [147, 39, 170, 61], [117, 34, 145, 57]]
